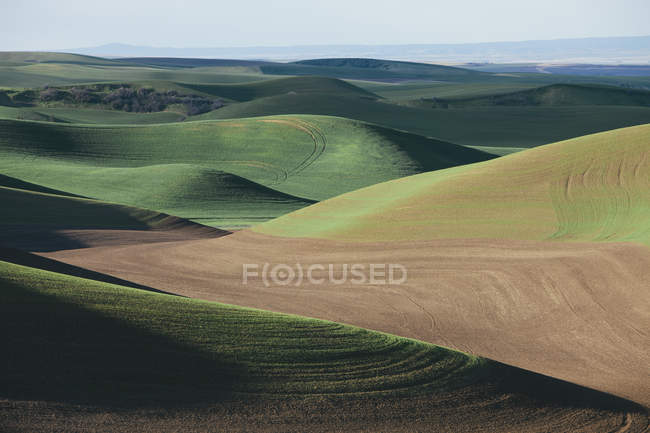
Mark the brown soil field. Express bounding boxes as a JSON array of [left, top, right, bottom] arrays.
[[1, 391, 646, 433], [41, 230, 650, 410]]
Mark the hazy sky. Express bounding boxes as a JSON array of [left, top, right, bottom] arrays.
[[2, 0, 649, 50]]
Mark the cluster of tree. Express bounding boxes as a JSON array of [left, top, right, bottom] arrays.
[[102, 87, 223, 115], [40, 87, 102, 104], [32, 84, 224, 115]]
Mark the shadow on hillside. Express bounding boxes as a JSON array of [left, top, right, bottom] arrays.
[[0, 280, 245, 408], [0, 247, 180, 296], [490, 361, 646, 413]]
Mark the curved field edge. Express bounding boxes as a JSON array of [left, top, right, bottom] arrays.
[[255, 123, 650, 246], [0, 185, 223, 232], [0, 258, 487, 401], [0, 261, 647, 432], [0, 185, 225, 251], [1, 258, 646, 432], [0, 115, 493, 227]]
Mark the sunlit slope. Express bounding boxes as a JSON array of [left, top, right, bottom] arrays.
[[6, 166, 314, 228], [201, 92, 650, 148], [256, 124, 650, 245], [0, 51, 125, 66], [0, 116, 492, 226], [0, 105, 186, 124], [0, 62, 268, 88]]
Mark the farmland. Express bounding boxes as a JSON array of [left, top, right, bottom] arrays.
[[0, 50, 648, 432]]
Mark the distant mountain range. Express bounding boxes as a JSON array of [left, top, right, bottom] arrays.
[[63, 36, 650, 63]]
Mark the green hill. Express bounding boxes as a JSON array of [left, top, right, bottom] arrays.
[[421, 83, 650, 108], [256, 124, 650, 246], [0, 185, 206, 230], [0, 105, 186, 124], [174, 76, 378, 102], [0, 184, 223, 251], [261, 58, 488, 81], [0, 61, 268, 88], [199, 91, 650, 148], [119, 57, 273, 68], [0, 51, 126, 67], [0, 116, 492, 227]]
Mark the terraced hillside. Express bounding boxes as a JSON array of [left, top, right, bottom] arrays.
[[256, 123, 650, 244], [1, 259, 644, 432], [0, 116, 492, 227]]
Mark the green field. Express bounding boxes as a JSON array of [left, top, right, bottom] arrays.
[[199, 91, 650, 148], [173, 75, 379, 102], [256, 124, 650, 245], [415, 83, 650, 108], [0, 116, 492, 227], [0, 185, 196, 230], [0, 105, 186, 124], [354, 81, 541, 101], [1, 50, 649, 430], [3, 53, 650, 152]]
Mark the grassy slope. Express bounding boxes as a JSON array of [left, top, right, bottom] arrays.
[[0, 105, 186, 124], [0, 186, 193, 230], [119, 57, 273, 68], [0, 76, 371, 124], [0, 63, 269, 88], [256, 124, 650, 245], [0, 52, 126, 66], [355, 81, 541, 101], [0, 259, 487, 403], [201, 92, 650, 148], [0, 116, 492, 227], [418, 83, 650, 108], [175, 76, 378, 102], [262, 58, 487, 81]]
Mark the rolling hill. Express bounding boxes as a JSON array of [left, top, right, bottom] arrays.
[[173, 75, 379, 102], [0, 51, 126, 67], [2, 258, 644, 432], [200, 91, 650, 148], [0, 60, 268, 88], [419, 83, 650, 108], [0, 185, 224, 250], [0, 105, 186, 124], [260, 58, 488, 81], [255, 123, 650, 244], [0, 116, 493, 227], [119, 57, 274, 68]]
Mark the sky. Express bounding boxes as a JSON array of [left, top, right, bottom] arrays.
[[2, 0, 650, 51]]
